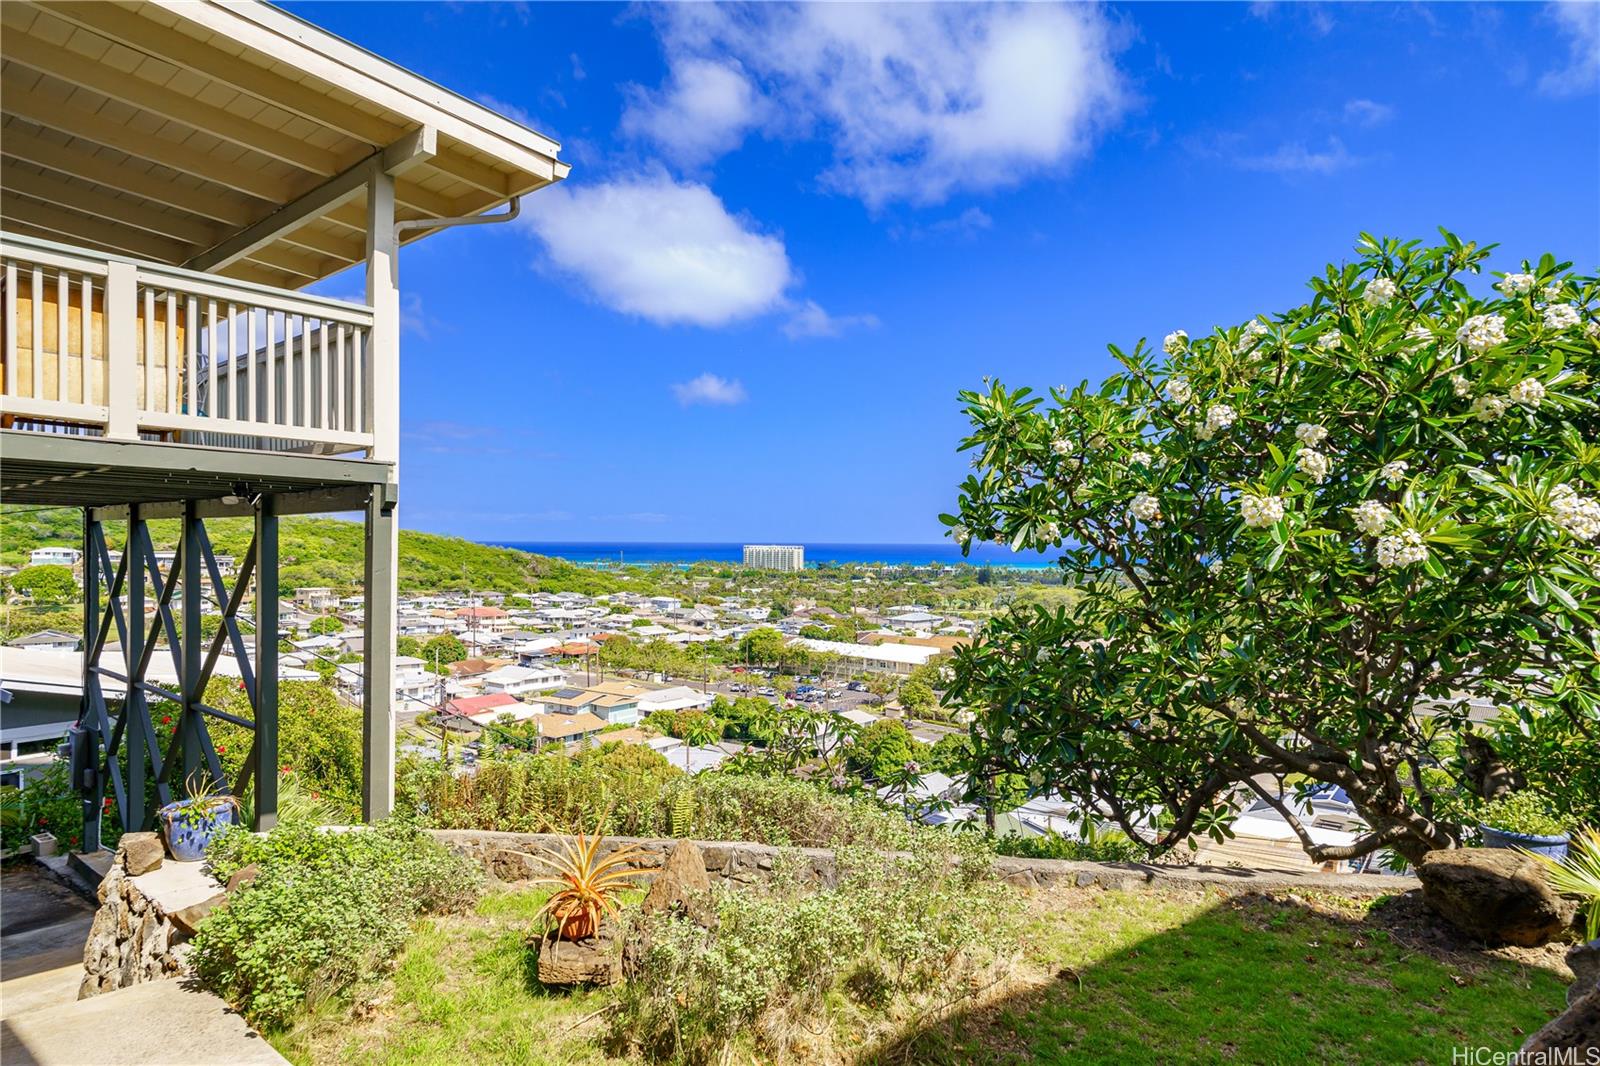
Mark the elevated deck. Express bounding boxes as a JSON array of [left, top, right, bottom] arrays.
[[1, 430, 393, 517]]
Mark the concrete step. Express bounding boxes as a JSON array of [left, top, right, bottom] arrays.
[[0, 979, 289, 1065]]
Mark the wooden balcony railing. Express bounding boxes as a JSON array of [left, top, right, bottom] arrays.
[[1, 232, 377, 457]]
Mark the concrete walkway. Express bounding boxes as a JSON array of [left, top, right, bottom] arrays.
[[1, 860, 288, 1066], [2, 978, 289, 1065]]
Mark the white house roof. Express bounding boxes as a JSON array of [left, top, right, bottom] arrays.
[[0, 0, 568, 288], [793, 638, 942, 667]]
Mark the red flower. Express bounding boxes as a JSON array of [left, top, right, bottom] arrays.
[[310, 791, 321, 800], [216, 745, 227, 754], [161, 716, 172, 725]]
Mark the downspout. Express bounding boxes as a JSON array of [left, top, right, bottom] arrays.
[[393, 196, 522, 240]]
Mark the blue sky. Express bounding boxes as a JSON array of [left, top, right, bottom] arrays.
[[286, 1, 1600, 544]]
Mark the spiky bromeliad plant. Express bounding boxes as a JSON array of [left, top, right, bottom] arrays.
[[532, 832, 648, 941], [944, 232, 1599, 867], [1530, 827, 1600, 941]]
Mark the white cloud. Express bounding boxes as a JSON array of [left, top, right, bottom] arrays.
[[630, 4, 1127, 207], [522, 173, 793, 327], [1540, 1, 1599, 97], [1235, 137, 1359, 175], [671, 372, 748, 406], [781, 301, 880, 340], [1342, 99, 1395, 127], [621, 59, 765, 167]]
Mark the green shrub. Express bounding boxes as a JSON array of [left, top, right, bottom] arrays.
[[995, 826, 1146, 863], [401, 747, 931, 851], [1474, 790, 1567, 838], [611, 840, 1012, 1065], [192, 819, 480, 1029]]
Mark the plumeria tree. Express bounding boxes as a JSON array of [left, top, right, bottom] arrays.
[[944, 232, 1598, 864]]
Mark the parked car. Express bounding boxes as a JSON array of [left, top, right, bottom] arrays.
[[758, 687, 777, 697], [847, 681, 867, 692]]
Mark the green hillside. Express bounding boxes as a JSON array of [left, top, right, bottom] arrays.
[[1, 506, 623, 596]]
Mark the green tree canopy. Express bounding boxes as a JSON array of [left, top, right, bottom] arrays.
[[9, 564, 76, 604], [420, 633, 467, 666], [946, 233, 1599, 864], [308, 615, 343, 636]]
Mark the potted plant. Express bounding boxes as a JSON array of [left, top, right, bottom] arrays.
[[157, 773, 240, 863], [1476, 791, 1569, 859], [1529, 827, 1600, 942], [531, 831, 646, 942]]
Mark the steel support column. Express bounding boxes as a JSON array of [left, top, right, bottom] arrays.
[[125, 505, 146, 830], [78, 507, 103, 853], [252, 495, 279, 832], [362, 485, 396, 821], [181, 500, 204, 786]]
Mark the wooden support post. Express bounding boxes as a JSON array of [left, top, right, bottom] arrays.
[[104, 260, 138, 440], [362, 484, 396, 821], [253, 495, 279, 832], [366, 168, 400, 465]]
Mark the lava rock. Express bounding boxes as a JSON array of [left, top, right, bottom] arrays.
[[117, 832, 164, 876], [1417, 848, 1576, 947], [639, 840, 713, 927], [1520, 988, 1600, 1056], [1569, 940, 1600, 1008], [536, 927, 620, 987]]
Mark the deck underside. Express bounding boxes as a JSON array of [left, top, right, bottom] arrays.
[[0, 430, 393, 516]]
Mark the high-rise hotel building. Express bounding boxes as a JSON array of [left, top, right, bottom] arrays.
[[742, 544, 806, 571]]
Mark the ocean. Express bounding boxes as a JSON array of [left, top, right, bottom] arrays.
[[487, 541, 1057, 570]]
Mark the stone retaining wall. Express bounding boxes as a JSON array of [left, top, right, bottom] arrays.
[[79, 834, 228, 999], [428, 828, 1418, 896]]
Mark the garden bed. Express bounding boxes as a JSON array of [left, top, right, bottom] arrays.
[[265, 882, 1569, 1066]]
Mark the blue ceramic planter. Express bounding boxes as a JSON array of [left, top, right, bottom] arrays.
[[158, 797, 239, 863], [1480, 824, 1569, 860]]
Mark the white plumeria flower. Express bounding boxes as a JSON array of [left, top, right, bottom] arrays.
[[1551, 484, 1600, 542], [1318, 330, 1342, 349], [1405, 323, 1434, 349], [1130, 450, 1154, 466], [1471, 394, 1509, 422], [1163, 330, 1189, 355], [1543, 282, 1565, 303], [1038, 521, 1061, 544], [1457, 313, 1507, 352], [1297, 448, 1332, 483], [1380, 460, 1410, 484], [1587, 320, 1600, 342], [1351, 500, 1393, 536], [1051, 437, 1071, 456], [1205, 403, 1237, 434], [1129, 493, 1163, 524], [1496, 272, 1536, 296], [952, 525, 971, 546], [1363, 277, 1398, 308], [1240, 319, 1270, 349], [1376, 528, 1428, 568], [1295, 423, 1329, 447], [1164, 377, 1192, 405], [1508, 377, 1546, 407], [1451, 373, 1471, 398], [1543, 304, 1580, 331], [1239, 494, 1285, 528]]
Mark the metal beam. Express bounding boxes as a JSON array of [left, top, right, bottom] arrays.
[[362, 485, 396, 821], [79, 507, 103, 853], [181, 501, 204, 785], [184, 128, 436, 275], [252, 495, 279, 832]]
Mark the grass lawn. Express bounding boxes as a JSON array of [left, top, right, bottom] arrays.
[[272, 885, 1570, 1066], [868, 890, 1569, 1066]]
